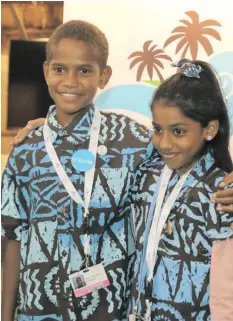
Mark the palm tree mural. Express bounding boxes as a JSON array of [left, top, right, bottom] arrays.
[[164, 11, 221, 59], [128, 40, 172, 83]]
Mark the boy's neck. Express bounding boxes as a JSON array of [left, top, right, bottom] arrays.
[[56, 104, 93, 127], [56, 112, 77, 127]]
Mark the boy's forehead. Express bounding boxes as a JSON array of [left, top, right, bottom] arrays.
[[49, 38, 100, 65]]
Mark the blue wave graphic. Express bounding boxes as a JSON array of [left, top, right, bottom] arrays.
[[95, 84, 155, 118]]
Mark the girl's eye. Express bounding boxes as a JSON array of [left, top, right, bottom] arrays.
[[174, 128, 185, 135], [153, 126, 162, 133]]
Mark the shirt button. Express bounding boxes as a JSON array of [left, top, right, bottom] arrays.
[[62, 249, 68, 256], [57, 215, 64, 225], [60, 130, 68, 137], [63, 294, 69, 300]]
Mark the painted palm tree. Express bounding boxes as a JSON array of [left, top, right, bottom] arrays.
[[164, 11, 221, 59], [128, 40, 172, 82]]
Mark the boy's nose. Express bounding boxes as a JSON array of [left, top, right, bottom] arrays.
[[64, 73, 78, 88]]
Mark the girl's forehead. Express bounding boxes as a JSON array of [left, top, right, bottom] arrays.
[[152, 103, 197, 126]]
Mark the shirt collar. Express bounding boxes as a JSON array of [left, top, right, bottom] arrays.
[[46, 104, 95, 144]]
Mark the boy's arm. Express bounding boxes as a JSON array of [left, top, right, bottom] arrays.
[[2, 239, 21, 321], [210, 239, 233, 321], [211, 172, 233, 213], [1, 154, 26, 321]]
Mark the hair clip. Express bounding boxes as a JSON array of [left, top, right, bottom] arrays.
[[171, 60, 203, 79], [171, 60, 183, 68]]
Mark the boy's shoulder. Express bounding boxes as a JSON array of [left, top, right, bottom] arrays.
[[12, 126, 44, 156], [100, 109, 152, 137], [138, 149, 163, 171]]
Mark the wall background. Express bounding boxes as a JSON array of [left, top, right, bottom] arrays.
[[1, 0, 233, 170], [64, 0, 233, 156]]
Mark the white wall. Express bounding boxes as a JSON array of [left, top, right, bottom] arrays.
[[64, 0, 233, 155]]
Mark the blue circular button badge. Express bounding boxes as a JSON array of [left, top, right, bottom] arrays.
[[71, 149, 95, 172]]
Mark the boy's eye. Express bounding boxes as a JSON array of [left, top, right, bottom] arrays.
[[174, 128, 185, 135], [54, 67, 64, 73], [80, 68, 91, 74]]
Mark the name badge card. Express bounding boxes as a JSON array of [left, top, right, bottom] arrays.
[[69, 264, 110, 297]]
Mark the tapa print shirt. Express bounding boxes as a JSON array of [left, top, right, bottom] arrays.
[[1, 105, 152, 321], [130, 151, 233, 321]]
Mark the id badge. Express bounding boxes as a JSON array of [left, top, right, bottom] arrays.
[[69, 263, 110, 297]]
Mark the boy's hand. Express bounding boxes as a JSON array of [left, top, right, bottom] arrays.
[[11, 118, 46, 145], [211, 171, 233, 213]]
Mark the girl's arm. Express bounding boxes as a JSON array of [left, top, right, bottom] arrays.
[[11, 118, 45, 145], [210, 238, 233, 321], [1, 239, 21, 321]]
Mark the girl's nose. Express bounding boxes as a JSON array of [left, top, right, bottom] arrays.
[[159, 133, 173, 150]]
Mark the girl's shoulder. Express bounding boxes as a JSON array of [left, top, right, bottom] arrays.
[[191, 153, 232, 193], [204, 167, 229, 191]]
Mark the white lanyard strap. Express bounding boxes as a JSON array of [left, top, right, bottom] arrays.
[[146, 165, 190, 281], [43, 109, 101, 257]]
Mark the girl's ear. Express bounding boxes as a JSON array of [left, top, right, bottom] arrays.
[[204, 120, 219, 141]]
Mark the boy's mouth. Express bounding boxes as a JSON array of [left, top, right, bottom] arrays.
[[59, 92, 83, 97]]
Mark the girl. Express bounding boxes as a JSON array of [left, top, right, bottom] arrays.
[[130, 60, 233, 321]]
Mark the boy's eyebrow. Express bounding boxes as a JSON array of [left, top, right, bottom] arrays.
[[50, 62, 95, 68]]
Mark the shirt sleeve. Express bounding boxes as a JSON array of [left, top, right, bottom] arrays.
[[1, 155, 23, 241], [210, 239, 233, 321], [204, 181, 233, 242]]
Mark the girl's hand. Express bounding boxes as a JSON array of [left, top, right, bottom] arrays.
[[211, 171, 233, 213], [11, 118, 45, 145]]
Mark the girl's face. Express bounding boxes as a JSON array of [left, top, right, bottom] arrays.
[[152, 101, 209, 175]]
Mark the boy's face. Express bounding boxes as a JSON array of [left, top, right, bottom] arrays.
[[43, 38, 111, 125]]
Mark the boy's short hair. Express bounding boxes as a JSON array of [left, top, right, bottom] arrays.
[[46, 20, 109, 69]]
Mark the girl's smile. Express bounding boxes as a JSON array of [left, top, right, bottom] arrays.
[[152, 101, 210, 175]]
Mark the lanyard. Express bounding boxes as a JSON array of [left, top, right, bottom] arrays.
[[43, 109, 101, 264], [135, 165, 190, 320], [146, 165, 190, 281]]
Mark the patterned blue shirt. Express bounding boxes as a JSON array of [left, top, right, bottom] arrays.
[[1, 105, 153, 321], [130, 151, 233, 321]]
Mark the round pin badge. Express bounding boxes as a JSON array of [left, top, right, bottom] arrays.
[[97, 145, 108, 156], [71, 149, 95, 172]]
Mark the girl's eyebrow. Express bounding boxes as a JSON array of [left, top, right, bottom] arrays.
[[152, 121, 189, 127]]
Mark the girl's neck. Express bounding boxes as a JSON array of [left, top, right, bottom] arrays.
[[175, 157, 199, 177]]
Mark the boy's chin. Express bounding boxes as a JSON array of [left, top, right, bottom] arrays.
[[57, 104, 91, 114]]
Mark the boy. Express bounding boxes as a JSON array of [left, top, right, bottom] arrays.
[[1, 20, 151, 321]]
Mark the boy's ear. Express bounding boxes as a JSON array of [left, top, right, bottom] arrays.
[[99, 65, 112, 89], [43, 61, 49, 84], [205, 120, 219, 141]]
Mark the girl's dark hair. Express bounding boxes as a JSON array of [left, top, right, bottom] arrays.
[[150, 59, 232, 173]]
